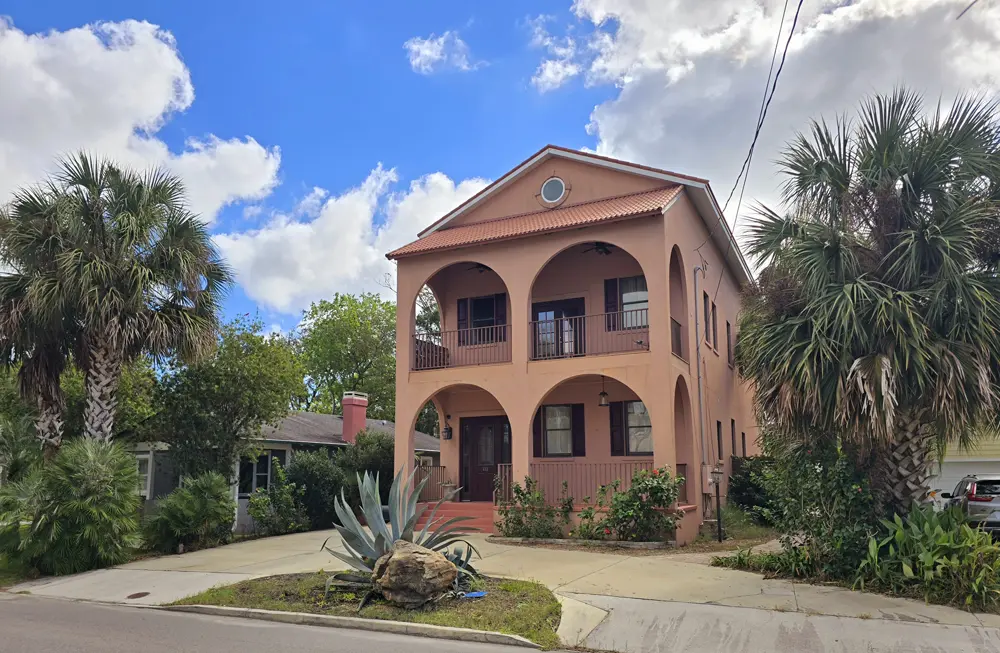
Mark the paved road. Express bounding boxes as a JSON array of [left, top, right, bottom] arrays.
[[0, 594, 535, 653]]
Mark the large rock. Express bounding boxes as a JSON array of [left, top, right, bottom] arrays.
[[372, 540, 458, 608]]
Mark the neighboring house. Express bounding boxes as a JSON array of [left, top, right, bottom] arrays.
[[929, 440, 1000, 499], [132, 392, 440, 531], [386, 145, 758, 544]]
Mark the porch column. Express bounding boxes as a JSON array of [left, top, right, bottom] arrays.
[[510, 407, 533, 489], [394, 399, 418, 480]]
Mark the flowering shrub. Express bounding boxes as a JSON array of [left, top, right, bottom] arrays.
[[494, 477, 573, 538], [573, 466, 683, 542]]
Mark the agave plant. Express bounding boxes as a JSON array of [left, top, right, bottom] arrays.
[[322, 467, 478, 577]]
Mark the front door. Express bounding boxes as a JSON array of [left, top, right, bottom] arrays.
[[532, 298, 586, 359], [460, 416, 510, 501]]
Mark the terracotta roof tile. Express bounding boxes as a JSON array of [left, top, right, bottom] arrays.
[[387, 185, 683, 259]]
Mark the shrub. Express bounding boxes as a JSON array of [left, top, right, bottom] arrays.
[[601, 466, 682, 542], [0, 416, 41, 485], [0, 440, 141, 575], [762, 436, 880, 580], [494, 478, 572, 539], [286, 449, 344, 529], [727, 456, 775, 525], [144, 472, 236, 553], [248, 460, 309, 536], [855, 505, 1000, 610], [334, 430, 395, 505]]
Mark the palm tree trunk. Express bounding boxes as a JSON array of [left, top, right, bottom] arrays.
[[84, 334, 122, 442], [880, 409, 936, 515], [36, 398, 64, 461]]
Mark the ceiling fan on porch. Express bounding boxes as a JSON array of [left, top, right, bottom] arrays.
[[581, 241, 614, 256], [465, 263, 492, 274]]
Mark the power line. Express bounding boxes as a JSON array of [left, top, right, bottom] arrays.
[[957, 0, 981, 19], [712, 0, 805, 300]]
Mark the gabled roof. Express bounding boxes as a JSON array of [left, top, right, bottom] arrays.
[[386, 145, 752, 285], [260, 411, 440, 452], [386, 185, 682, 259]]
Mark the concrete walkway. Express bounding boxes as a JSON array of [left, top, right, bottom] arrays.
[[11, 531, 1000, 651]]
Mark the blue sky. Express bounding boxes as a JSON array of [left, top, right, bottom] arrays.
[[1, 1, 995, 333]]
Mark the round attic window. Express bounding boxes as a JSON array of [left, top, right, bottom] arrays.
[[540, 177, 566, 203]]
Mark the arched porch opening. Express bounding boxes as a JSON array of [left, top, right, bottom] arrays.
[[405, 383, 511, 503], [528, 241, 650, 361], [673, 376, 695, 504], [669, 245, 689, 360], [524, 373, 654, 504], [411, 261, 512, 370]]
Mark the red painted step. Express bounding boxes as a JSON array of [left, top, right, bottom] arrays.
[[414, 502, 495, 534]]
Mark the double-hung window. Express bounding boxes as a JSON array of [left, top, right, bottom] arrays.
[[238, 449, 287, 496], [136, 454, 151, 499], [543, 405, 573, 456], [610, 400, 653, 456]]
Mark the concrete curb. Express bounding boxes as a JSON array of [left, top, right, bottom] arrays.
[[162, 604, 541, 649], [487, 536, 673, 549]]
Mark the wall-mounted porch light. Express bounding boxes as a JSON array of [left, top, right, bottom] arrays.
[[442, 414, 453, 440]]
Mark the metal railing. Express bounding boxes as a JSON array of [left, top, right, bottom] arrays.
[[412, 325, 512, 370], [529, 309, 649, 361], [415, 466, 449, 502], [671, 317, 685, 359], [528, 460, 654, 504], [676, 463, 688, 504], [494, 464, 513, 504]]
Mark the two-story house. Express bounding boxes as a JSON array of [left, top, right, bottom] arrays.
[[387, 145, 758, 543]]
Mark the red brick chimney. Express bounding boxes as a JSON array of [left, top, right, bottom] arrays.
[[341, 391, 369, 445]]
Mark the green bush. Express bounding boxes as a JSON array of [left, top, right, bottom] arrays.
[[855, 505, 1000, 610], [760, 435, 880, 580], [494, 478, 572, 539], [334, 430, 395, 505], [285, 449, 344, 529], [727, 456, 775, 525], [601, 466, 682, 542], [144, 472, 236, 553], [248, 460, 309, 536], [0, 416, 41, 485], [0, 440, 141, 575]]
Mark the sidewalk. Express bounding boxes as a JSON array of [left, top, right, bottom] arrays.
[[10, 531, 1000, 651]]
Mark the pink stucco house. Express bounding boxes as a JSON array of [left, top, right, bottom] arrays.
[[387, 146, 758, 543]]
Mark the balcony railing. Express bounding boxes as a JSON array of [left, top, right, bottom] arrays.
[[528, 460, 654, 504], [415, 466, 449, 502], [671, 318, 685, 359], [529, 309, 649, 361], [412, 326, 511, 370]]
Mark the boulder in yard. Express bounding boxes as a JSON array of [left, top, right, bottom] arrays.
[[372, 540, 457, 608]]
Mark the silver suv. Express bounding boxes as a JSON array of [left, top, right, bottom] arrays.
[[941, 474, 1000, 534]]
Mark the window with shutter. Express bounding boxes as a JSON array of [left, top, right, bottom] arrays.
[[625, 401, 652, 455], [571, 404, 586, 457], [457, 294, 507, 345], [604, 278, 619, 331], [703, 292, 711, 342], [730, 420, 736, 458], [716, 421, 723, 461], [609, 401, 625, 456], [541, 405, 573, 457]]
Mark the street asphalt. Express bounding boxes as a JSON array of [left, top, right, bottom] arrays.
[[0, 594, 539, 653]]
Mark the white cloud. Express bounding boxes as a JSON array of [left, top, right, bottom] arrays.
[[528, 15, 581, 91], [216, 168, 489, 314], [0, 18, 280, 223], [404, 31, 479, 74], [527, 0, 1000, 229]]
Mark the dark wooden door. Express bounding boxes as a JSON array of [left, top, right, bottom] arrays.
[[460, 416, 510, 501]]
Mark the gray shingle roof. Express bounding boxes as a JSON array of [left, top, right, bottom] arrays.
[[259, 411, 439, 452]]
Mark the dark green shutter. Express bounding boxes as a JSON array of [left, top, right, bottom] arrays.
[[610, 402, 625, 456], [571, 404, 586, 457], [533, 409, 543, 458], [605, 278, 619, 331]]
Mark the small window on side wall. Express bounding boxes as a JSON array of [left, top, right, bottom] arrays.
[[726, 321, 733, 365]]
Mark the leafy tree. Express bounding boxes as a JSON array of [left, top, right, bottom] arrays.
[[286, 449, 344, 529], [0, 415, 41, 484], [299, 293, 395, 420], [156, 316, 305, 480], [143, 472, 236, 553], [415, 285, 441, 334], [737, 89, 1000, 514], [0, 153, 232, 443], [334, 430, 395, 504]]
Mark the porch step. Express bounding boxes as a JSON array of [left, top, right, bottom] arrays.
[[414, 502, 495, 535]]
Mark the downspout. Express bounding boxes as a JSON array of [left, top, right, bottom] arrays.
[[693, 265, 707, 470]]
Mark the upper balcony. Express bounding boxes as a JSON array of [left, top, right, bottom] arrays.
[[409, 241, 690, 372]]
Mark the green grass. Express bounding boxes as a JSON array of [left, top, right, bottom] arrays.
[[174, 573, 563, 649], [0, 557, 30, 589], [720, 505, 778, 541]]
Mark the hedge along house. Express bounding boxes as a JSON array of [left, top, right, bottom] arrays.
[[131, 393, 441, 532], [387, 146, 759, 544]]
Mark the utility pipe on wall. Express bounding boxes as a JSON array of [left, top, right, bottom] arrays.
[[693, 265, 708, 491]]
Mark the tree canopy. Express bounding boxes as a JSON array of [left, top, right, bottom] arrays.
[[299, 293, 395, 420]]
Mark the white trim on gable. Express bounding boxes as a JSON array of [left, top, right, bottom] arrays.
[[418, 147, 752, 285]]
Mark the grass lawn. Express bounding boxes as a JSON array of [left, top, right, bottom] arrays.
[[174, 573, 562, 649]]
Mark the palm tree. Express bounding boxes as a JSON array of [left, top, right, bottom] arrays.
[[0, 185, 76, 455], [737, 89, 1000, 514], [50, 153, 233, 441]]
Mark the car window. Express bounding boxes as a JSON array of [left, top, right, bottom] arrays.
[[953, 480, 968, 496], [974, 481, 1000, 496]]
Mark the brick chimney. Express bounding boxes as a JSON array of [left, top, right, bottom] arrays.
[[341, 391, 369, 445]]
